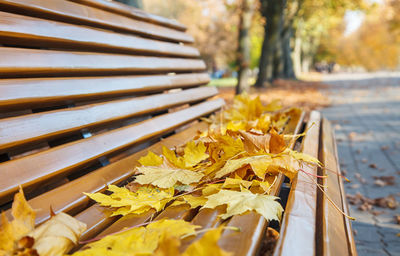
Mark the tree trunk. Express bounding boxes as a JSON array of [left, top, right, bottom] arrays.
[[282, 23, 296, 79], [236, 0, 255, 94], [255, 0, 284, 88], [293, 27, 302, 76]]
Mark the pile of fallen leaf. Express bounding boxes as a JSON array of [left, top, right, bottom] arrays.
[[218, 79, 331, 111], [346, 193, 398, 215], [1, 94, 321, 255]]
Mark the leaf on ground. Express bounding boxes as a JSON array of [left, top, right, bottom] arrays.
[[84, 185, 174, 216], [138, 151, 163, 166], [202, 189, 283, 221], [28, 212, 86, 256], [182, 227, 232, 256], [135, 166, 204, 188]]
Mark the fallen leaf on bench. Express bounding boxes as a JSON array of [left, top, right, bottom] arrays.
[[173, 195, 208, 208], [215, 155, 273, 179], [162, 141, 208, 169], [84, 185, 174, 216], [154, 233, 181, 256], [27, 212, 86, 256], [182, 226, 232, 256], [1, 187, 86, 256], [138, 151, 163, 166], [0, 187, 35, 254], [135, 166, 204, 188], [202, 189, 283, 221], [69, 219, 200, 256]]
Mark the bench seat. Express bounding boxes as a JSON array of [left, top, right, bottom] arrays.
[[0, 1, 356, 255]]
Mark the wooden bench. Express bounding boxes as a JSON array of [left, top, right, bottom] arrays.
[[0, 1, 356, 255]]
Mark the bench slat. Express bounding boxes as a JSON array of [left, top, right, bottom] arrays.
[[0, 73, 210, 110], [0, 48, 205, 78], [0, 11, 198, 57], [69, 0, 186, 31], [215, 110, 305, 256], [0, 0, 193, 43], [0, 87, 217, 152], [273, 111, 321, 256], [3, 122, 209, 227], [0, 99, 224, 204], [319, 119, 357, 256]]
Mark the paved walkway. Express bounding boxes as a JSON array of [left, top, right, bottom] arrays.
[[321, 72, 400, 256]]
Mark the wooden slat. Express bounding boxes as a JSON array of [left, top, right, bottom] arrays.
[[0, 87, 217, 152], [0, 99, 224, 204], [0, 11, 198, 57], [0, 0, 193, 43], [0, 73, 210, 110], [319, 119, 357, 256], [273, 111, 321, 256], [0, 48, 205, 78], [68, 0, 186, 31], [3, 122, 209, 228], [216, 110, 305, 256]]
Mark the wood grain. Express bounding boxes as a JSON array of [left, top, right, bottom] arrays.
[[273, 111, 321, 256], [0, 73, 210, 110], [0, 99, 224, 204], [68, 0, 186, 31], [0, 11, 198, 57], [0, 0, 193, 43], [0, 47, 205, 78], [0, 87, 217, 152]]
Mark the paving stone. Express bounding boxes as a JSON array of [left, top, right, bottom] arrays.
[[321, 72, 400, 256]]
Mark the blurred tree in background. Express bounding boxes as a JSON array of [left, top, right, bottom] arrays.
[[142, 0, 400, 90]]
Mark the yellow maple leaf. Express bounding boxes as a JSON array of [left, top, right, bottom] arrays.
[[135, 166, 204, 188], [0, 187, 35, 254], [69, 219, 200, 256], [269, 128, 287, 154], [162, 141, 208, 169], [202, 189, 283, 221], [153, 232, 181, 256], [287, 149, 322, 166], [202, 183, 223, 196], [182, 227, 232, 256], [215, 155, 272, 179], [84, 185, 174, 216], [138, 151, 163, 166], [222, 178, 271, 193], [183, 141, 209, 168], [173, 195, 208, 208], [222, 177, 252, 189]]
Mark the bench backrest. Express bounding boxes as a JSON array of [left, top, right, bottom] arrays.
[[0, 0, 223, 217]]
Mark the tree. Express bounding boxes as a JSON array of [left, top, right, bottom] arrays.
[[236, 0, 256, 94], [255, 0, 285, 87]]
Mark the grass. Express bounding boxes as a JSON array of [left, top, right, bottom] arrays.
[[208, 77, 256, 87]]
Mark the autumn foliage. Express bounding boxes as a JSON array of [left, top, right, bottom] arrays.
[[1, 94, 321, 255]]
